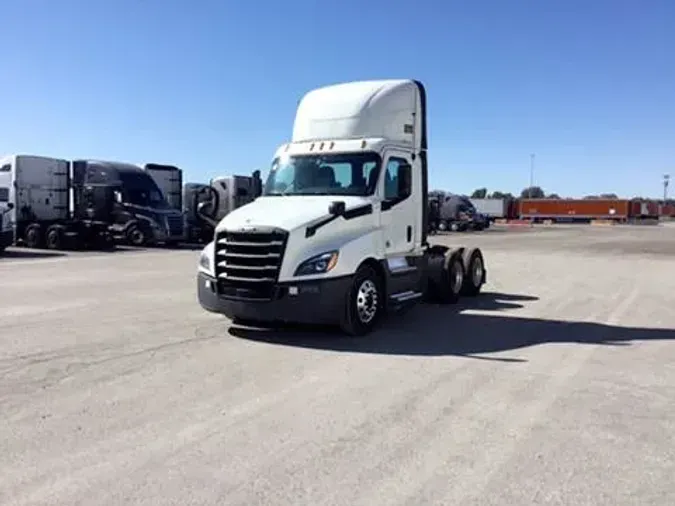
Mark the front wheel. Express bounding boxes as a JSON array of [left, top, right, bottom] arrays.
[[339, 265, 384, 336], [46, 226, 63, 250], [126, 225, 147, 247]]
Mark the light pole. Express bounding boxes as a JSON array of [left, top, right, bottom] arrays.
[[529, 154, 535, 199], [664, 174, 670, 203]]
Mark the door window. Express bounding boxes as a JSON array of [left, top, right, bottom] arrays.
[[383, 157, 411, 200]]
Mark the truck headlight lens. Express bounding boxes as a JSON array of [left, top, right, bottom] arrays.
[[294, 251, 339, 276], [198, 242, 214, 274]]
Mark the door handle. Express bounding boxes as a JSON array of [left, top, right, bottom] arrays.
[[407, 226, 412, 242]]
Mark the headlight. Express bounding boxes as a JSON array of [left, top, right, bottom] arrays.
[[294, 251, 339, 276], [198, 242, 213, 273]]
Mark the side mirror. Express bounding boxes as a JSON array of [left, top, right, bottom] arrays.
[[196, 186, 219, 228], [397, 163, 412, 198], [6, 202, 13, 210], [328, 200, 346, 216], [252, 170, 263, 198], [197, 202, 218, 228], [197, 201, 213, 217]]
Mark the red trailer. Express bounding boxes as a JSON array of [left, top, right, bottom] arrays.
[[629, 199, 659, 218], [661, 204, 675, 217], [518, 199, 631, 222]]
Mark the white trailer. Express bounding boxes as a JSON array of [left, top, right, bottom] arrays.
[[469, 197, 509, 220], [197, 79, 487, 335]]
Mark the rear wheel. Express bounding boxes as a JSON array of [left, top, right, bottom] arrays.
[[436, 252, 464, 304], [340, 265, 384, 336], [24, 224, 43, 249], [461, 249, 485, 296], [46, 226, 63, 250]]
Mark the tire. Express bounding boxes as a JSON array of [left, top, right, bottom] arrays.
[[436, 252, 464, 304], [46, 226, 63, 250], [24, 224, 43, 249], [126, 225, 147, 247], [461, 249, 485, 296], [339, 264, 384, 336], [449, 222, 459, 232]]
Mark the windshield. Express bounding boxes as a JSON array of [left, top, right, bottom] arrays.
[[118, 172, 170, 209], [263, 152, 381, 197]]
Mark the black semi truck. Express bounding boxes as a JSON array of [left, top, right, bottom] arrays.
[[0, 154, 114, 250], [73, 160, 187, 246]]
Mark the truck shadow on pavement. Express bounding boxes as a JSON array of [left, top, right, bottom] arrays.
[[228, 292, 675, 362], [1, 248, 66, 259]]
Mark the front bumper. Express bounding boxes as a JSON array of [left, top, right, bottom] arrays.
[[197, 272, 352, 325]]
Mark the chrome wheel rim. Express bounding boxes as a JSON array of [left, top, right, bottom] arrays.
[[452, 262, 464, 293], [356, 279, 379, 324], [472, 257, 483, 286]]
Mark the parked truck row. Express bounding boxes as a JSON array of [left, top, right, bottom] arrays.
[[0, 156, 260, 253]]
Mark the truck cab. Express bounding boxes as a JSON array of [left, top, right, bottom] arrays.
[[438, 194, 489, 232], [74, 160, 186, 246], [183, 173, 262, 244], [0, 155, 115, 250], [197, 79, 487, 335]]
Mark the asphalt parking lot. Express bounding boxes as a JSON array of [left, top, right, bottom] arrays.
[[1, 224, 674, 506]]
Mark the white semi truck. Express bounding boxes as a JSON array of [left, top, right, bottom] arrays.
[[197, 79, 487, 336]]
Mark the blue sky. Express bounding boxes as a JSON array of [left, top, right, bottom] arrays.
[[1, 0, 673, 198]]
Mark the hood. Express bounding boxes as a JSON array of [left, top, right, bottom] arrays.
[[124, 203, 182, 216], [216, 195, 371, 232]]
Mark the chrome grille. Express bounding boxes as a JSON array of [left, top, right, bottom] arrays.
[[214, 228, 288, 300]]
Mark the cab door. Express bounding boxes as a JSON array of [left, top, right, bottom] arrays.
[[379, 149, 416, 258]]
